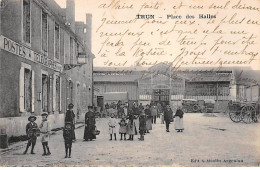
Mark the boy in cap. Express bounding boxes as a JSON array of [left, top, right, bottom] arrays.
[[63, 122, 73, 158], [23, 115, 38, 154], [39, 113, 51, 156]]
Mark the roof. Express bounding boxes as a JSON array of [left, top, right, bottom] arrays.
[[94, 75, 141, 83], [93, 65, 260, 84], [186, 73, 232, 83], [182, 99, 197, 101]]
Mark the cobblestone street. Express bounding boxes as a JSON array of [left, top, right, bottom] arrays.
[[0, 114, 260, 167]]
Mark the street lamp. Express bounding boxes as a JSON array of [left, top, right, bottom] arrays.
[[63, 52, 88, 71]]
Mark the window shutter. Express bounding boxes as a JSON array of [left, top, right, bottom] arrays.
[[48, 76, 51, 113], [31, 70, 35, 113], [53, 75, 56, 111], [59, 77, 62, 112], [19, 67, 25, 112]]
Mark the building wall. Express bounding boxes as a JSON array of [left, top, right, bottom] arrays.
[[0, 0, 93, 137], [0, 50, 21, 117], [94, 82, 138, 101], [245, 85, 260, 102]]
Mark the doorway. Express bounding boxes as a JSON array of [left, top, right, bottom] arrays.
[[152, 89, 170, 105]]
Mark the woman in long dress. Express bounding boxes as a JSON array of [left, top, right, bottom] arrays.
[[84, 106, 96, 141], [126, 111, 135, 140], [144, 104, 152, 133], [174, 106, 184, 132]]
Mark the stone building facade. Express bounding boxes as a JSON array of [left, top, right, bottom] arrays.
[[0, 0, 94, 137]]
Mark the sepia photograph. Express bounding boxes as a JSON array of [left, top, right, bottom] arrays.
[[0, 0, 259, 167]]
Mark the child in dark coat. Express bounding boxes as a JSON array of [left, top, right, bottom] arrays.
[[119, 119, 127, 140], [63, 122, 73, 158], [138, 111, 146, 141], [23, 116, 39, 154]]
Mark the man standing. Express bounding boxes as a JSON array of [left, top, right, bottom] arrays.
[[164, 105, 173, 132], [132, 102, 140, 135], [151, 104, 158, 124]]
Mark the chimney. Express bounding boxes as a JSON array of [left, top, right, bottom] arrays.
[[85, 13, 92, 50], [66, 0, 75, 32]]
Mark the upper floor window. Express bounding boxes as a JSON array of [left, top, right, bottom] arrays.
[[23, 0, 31, 44], [42, 10, 48, 53], [55, 23, 60, 59], [70, 37, 74, 64]]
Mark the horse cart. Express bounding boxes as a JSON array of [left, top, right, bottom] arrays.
[[227, 99, 260, 123]]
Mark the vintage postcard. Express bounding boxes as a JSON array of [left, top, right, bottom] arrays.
[[0, 0, 259, 167]]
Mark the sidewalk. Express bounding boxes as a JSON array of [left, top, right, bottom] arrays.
[[0, 123, 85, 155]]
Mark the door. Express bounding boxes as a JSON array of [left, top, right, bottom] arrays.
[[153, 89, 170, 105], [97, 96, 104, 112]]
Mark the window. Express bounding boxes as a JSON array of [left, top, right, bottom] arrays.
[[67, 80, 73, 106], [19, 63, 34, 113], [24, 69, 32, 112], [23, 0, 31, 44], [42, 10, 48, 53], [55, 23, 60, 59], [55, 76, 61, 112], [42, 74, 49, 112], [70, 37, 74, 64]]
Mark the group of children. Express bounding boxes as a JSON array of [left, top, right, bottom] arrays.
[[108, 110, 147, 141], [23, 113, 74, 158], [23, 113, 51, 156]]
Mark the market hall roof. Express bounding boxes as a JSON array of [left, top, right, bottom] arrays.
[[93, 64, 260, 84]]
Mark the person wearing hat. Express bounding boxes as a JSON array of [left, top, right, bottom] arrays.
[[164, 105, 173, 132], [108, 113, 118, 141], [65, 103, 76, 140], [23, 115, 38, 154], [63, 122, 73, 158], [39, 113, 51, 156], [84, 106, 96, 141]]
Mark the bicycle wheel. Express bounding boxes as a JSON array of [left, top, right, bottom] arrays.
[[241, 105, 256, 124]]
